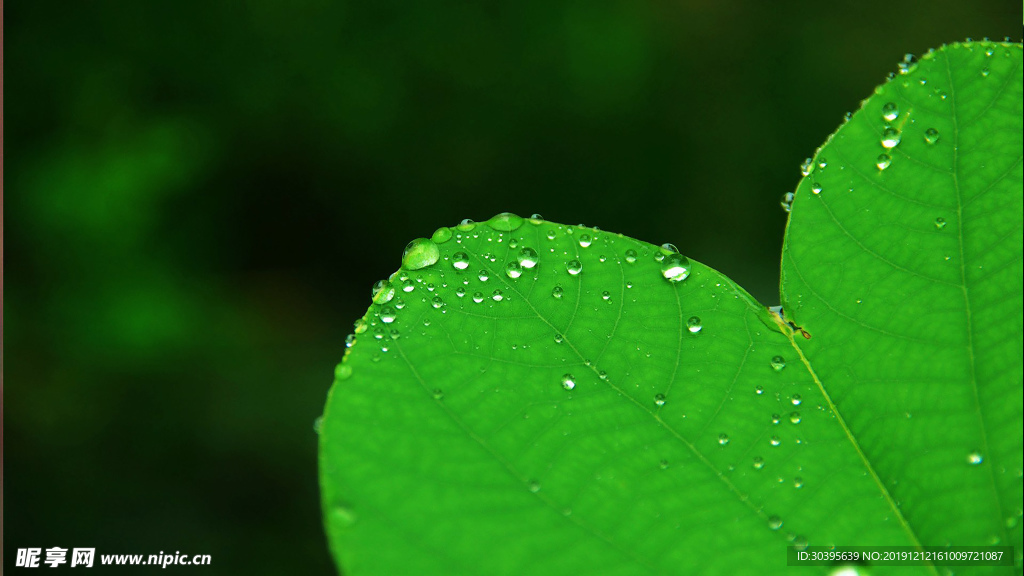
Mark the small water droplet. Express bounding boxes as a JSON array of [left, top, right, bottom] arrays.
[[881, 128, 901, 149], [600, 291, 611, 302], [528, 480, 541, 493], [770, 436, 781, 446], [379, 306, 397, 323], [455, 287, 466, 298], [924, 128, 940, 144], [780, 192, 795, 213], [981, 67, 990, 77], [718, 433, 730, 446], [334, 363, 353, 381], [598, 370, 608, 380], [578, 234, 592, 248], [654, 393, 666, 407], [554, 334, 564, 344], [491, 289, 504, 302], [935, 217, 947, 229], [794, 477, 804, 489], [882, 102, 900, 121], [768, 516, 783, 530], [753, 456, 765, 470], [566, 259, 583, 275], [755, 386, 764, 395], [505, 261, 523, 279], [771, 413, 781, 425], [968, 451, 983, 465], [517, 247, 539, 268], [789, 411, 801, 424], [371, 280, 395, 304], [624, 249, 638, 263], [811, 182, 822, 195], [771, 356, 786, 371], [390, 329, 401, 340], [546, 229, 556, 240], [431, 389, 444, 400], [552, 286, 564, 299], [661, 253, 691, 282], [800, 157, 814, 176], [472, 291, 484, 303], [791, 394, 802, 406], [817, 157, 828, 169], [353, 318, 368, 334], [876, 153, 892, 170], [660, 243, 679, 255], [793, 535, 808, 551], [452, 252, 470, 270], [659, 459, 669, 470], [478, 270, 490, 282], [561, 374, 576, 390], [431, 296, 445, 309], [529, 213, 544, 224], [457, 218, 477, 231], [687, 316, 702, 333]]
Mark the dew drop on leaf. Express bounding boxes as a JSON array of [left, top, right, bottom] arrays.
[[431, 296, 445, 310], [771, 355, 786, 371], [561, 374, 576, 390], [486, 212, 524, 231], [881, 101, 900, 121], [380, 306, 397, 323], [478, 269, 489, 282], [876, 153, 892, 170], [505, 261, 523, 279], [800, 157, 814, 176], [552, 286, 564, 299], [718, 433, 729, 446], [811, 182, 822, 195], [935, 217, 947, 229], [452, 252, 470, 270], [491, 289, 504, 302], [924, 127, 940, 144], [768, 516, 783, 530], [791, 394, 802, 406], [752, 457, 765, 470], [457, 218, 476, 231], [881, 128, 901, 149], [578, 234, 592, 248], [654, 393, 666, 407], [790, 411, 801, 424], [566, 259, 583, 275], [334, 363, 353, 382], [770, 436, 781, 446], [472, 291, 484, 304], [554, 334, 564, 344], [968, 451, 984, 465], [780, 192, 795, 213], [371, 280, 395, 304], [660, 253, 691, 282], [687, 316, 702, 333], [517, 247, 539, 268], [624, 249, 638, 264]]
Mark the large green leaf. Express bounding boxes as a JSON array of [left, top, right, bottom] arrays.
[[320, 41, 1022, 575]]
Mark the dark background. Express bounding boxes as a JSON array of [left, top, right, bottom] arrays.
[[4, 1, 1019, 573]]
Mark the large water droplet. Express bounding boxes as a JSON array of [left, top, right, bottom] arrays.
[[517, 247, 539, 268], [566, 259, 583, 275], [487, 212, 525, 231], [924, 128, 940, 144], [457, 218, 477, 231], [452, 252, 470, 270], [528, 213, 544, 224], [882, 101, 900, 121], [771, 356, 786, 371], [687, 316, 702, 333], [561, 374, 576, 390], [402, 238, 439, 270], [881, 128, 901, 149], [431, 227, 453, 244], [506, 262, 523, 279], [371, 280, 395, 304], [472, 291, 484, 303], [661, 253, 691, 282]]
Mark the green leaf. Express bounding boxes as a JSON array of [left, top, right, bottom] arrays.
[[320, 41, 1022, 575], [782, 41, 1023, 555]]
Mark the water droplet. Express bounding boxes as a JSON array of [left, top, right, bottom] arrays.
[[455, 287, 466, 298], [528, 214, 544, 225], [561, 374, 576, 390], [967, 451, 983, 465], [371, 280, 395, 304], [478, 270, 490, 282], [487, 212, 524, 231], [800, 157, 813, 176], [790, 394, 802, 406], [768, 516, 783, 530], [566, 259, 583, 275], [881, 128, 901, 149], [353, 318, 368, 334], [578, 234, 592, 248], [935, 217, 947, 229], [334, 363, 353, 381], [491, 289, 504, 302], [810, 182, 822, 195], [400, 279, 414, 293], [780, 192, 795, 213], [659, 459, 669, 470], [624, 249, 638, 263], [981, 67, 990, 77], [753, 456, 765, 470], [472, 291, 484, 303], [687, 316, 703, 333], [876, 153, 892, 170], [924, 127, 940, 144], [770, 436, 781, 446], [755, 386, 764, 395], [793, 535, 808, 551], [661, 253, 691, 282], [601, 291, 611, 302], [344, 334, 357, 348], [546, 229, 556, 240], [771, 414, 781, 425], [431, 227, 453, 244], [457, 218, 477, 231], [718, 433, 730, 445], [789, 411, 801, 424], [552, 286, 564, 299], [517, 247, 539, 268], [882, 102, 900, 121], [452, 252, 470, 270], [770, 356, 786, 371], [379, 306, 398, 323], [431, 389, 444, 400], [794, 477, 804, 489], [554, 334, 564, 344], [505, 261, 523, 279], [390, 329, 401, 340], [817, 158, 828, 169], [598, 370, 608, 380], [431, 296, 445, 309]]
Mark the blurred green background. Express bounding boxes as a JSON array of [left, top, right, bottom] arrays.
[[5, 1, 1019, 573]]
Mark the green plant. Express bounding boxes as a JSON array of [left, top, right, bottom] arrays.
[[319, 41, 1023, 575]]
